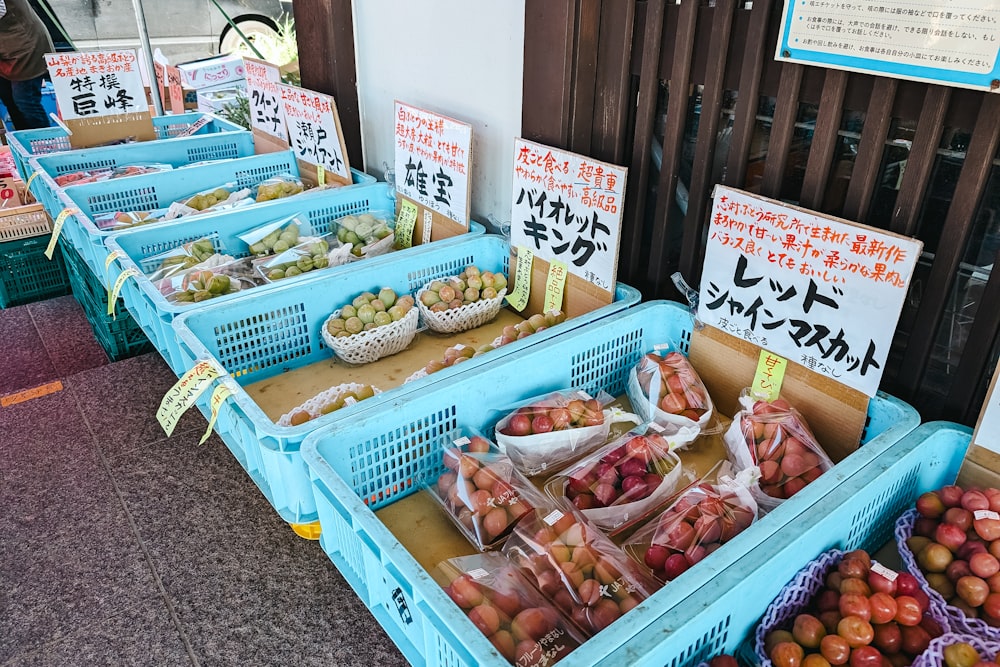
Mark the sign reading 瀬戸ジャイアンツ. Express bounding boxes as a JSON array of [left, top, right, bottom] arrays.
[[775, 0, 1000, 92], [45, 50, 150, 119], [278, 84, 351, 186], [697, 186, 922, 397]]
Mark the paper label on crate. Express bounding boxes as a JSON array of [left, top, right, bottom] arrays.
[[156, 360, 222, 437], [316, 164, 326, 187], [107, 267, 140, 317], [543, 509, 564, 526], [542, 258, 568, 314], [421, 209, 433, 245], [453, 436, 471, 446], [505, 245, 532, 312], [870, 562, 898, 582], [467, 568, 490, 580], [199, 384, 233, 445], [753, 351, 788, 402], [25, 170, 41, 191], [104, 250, 125, 275], [44, 208, 77, 260], [653, 343, 671, 352], [975, 510, 1000, 521], [176, 115, 212, 138], [394, 199, 417, 249]]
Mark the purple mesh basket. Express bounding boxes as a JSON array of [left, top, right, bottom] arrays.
[[909, 632, 1000, 667], [896, 508, 1000, 641]]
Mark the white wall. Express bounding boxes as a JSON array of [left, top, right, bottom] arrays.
[[352, 0, 525, 228]]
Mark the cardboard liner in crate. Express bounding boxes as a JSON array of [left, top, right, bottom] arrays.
[[909, 632, 1000, 667], [415, 287, 507, 334], [0, 185, 51, 241], [277, 383, 382, 426], [896, 507, 998, 641], [321, 306, 418, 365]]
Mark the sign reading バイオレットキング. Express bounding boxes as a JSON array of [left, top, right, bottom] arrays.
[[510, 138, 626, 298], [45, 50, 149, 119], [775, 0, 1000, 92], [278, 84, 351, 187], [244, 58, 289, 150], [697, 186, 922, 397]]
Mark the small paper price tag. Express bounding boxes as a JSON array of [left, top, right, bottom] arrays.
[[505, 245, 532, 312], [543, 509, 564, 526], [648, 422, 665, 433], [107, 267, 140, 317], [316, 164, 326, 186], [25, 170, 41, 190], [422, 209, 433, 245], [467, 568, 489, 580], [44, 208, 77, 260], [653, 343, 670, 352], [975, 509, 1000, 521], [453, 436, 471, 446], [394, 200, 418, 249], [870, 562, 898, 582], [199, 384, 233, 445], [156, 360, 222, 437], [344, 396, 357, 406], [543, 258, 568, 314], [753, 350, 788, 402], [177, 115, 211, 137]]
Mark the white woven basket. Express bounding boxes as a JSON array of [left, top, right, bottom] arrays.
[[321, 305, 419, 364], [276, 382, 383, 426], [416, 287, 507, 334]]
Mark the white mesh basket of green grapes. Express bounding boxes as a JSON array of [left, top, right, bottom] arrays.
[[322, 288, 419, 364]]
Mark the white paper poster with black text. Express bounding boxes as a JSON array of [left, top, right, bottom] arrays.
[[45, 50, 149, 120]]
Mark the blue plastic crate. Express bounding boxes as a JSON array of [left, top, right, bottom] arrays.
[[106, 182, 483, 375], [297, 300, 921, 667], [170, 239, 641, 526], [25, 125, 256, 216], [7, 112, 246, 181], [598, 422, 972, 667]]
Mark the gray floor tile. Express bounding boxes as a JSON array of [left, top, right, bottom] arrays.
[[0, 304, 57, 395], [1, 597, 194, 667], [27, 295, 108, 376], [65, 352, 206, 460]]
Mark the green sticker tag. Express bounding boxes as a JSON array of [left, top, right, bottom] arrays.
[[753, 350, 788, 402], [316, 164, 326, 186], [505, 245, 533, 312], [543, 258, 568, 314], [394, 200, 418, 249]]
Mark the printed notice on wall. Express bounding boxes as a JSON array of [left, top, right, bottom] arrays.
[[510, 138, 626, 294], [697, 186, 922, 397], [278, 85, 351, 184], [393, 102, 472, 228], [244, 58, 288, 143], [45, 50, 150, 119], [776, 0, 1000, 92]]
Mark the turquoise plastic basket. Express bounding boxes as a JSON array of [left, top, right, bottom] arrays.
[[605, 422, 971, 667], [7, 112, 246, 181], [170, 236, 641, 527], [106, 182, 483, 375], [298, 300, 921, 667]]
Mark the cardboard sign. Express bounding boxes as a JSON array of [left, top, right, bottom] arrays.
[[698, 186, 922, 397], [166, 66, 184, 114], [776, 0, 1000, 93], [278, 84, 351, 187], [0, 177, 23, 207], [45, 50, 149, 120], [393, 102, 473, 236], [972, 360, 1000, 455], [244, 57, 289, 153], [153, 61, 165, 101], [509, 138, 626, 317]]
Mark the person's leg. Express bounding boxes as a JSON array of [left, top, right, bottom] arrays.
[[0, 77, 26, 131], [9, 76, 50, 130]]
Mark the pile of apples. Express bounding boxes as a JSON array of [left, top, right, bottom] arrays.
[[435, 436, 535, 547], [764, 549, 943, 667], [499, 397, 604, 437], [442, 567, 582, 666], [634, 483, 755, 582], [558, 433, 673, 511], [739, 399, 829, 500], [907, 484, 1000, 625], [636, 352, 710, 420]]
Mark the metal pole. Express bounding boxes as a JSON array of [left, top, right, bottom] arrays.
[[130, 0, 164, 115]]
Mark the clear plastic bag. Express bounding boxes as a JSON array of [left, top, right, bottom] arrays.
[[420, 431, 548, 551], [433, 553, 587, 666], [626, 350, 715, 433], [621, 464, 758, 584], [155, 257, 257, 305], [145, 237, 219, 281], [170, 180, 249, 215], [252, 173, 305, 202], [252, 235, 348, 281], [94, 209, 166, 231], [54, 162, 172, 187], [332, 210, 395, 259], [500, 506, 658, 637], [494, 390, 640, 476], [722, 391, 834, 513], [237, 214, 305, 257], [543, 423, 694, 533]]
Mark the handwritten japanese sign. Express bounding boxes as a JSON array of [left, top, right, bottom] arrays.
[[278, 84, 351, 184], [393, 102, 472, 227], [244, 58, 289, 143], [510, 138, 626, 293], [166, 66, 184, 114], [776, 0, 1000, 92], [45, 50, 149, 120], [973, 360, 1000, 455], [698, 186, 921, 396]]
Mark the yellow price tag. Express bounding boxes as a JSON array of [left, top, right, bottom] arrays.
[[25, 170, 41, 191], [107, 267, 140, 318], [199, 384, 234, 445], [105, 249, 125, 276], [316, 164, 326, 186], [753, 350, 788, 402], [44, 208, 77, 260], [394, 199, 418, 249], [543, 258, 568, 314], [505, 245, 533, 312], [156, 360, 222, 437]]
